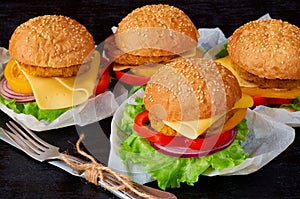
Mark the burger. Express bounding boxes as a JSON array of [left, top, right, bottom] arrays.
[[0, 15, 109, 122], [118, 57, 253, 189], [215, 19, 300, 108], [104, 4, 200, 85]]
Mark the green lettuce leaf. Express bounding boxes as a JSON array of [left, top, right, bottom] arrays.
[[215, 43, 228, 59], [280, 96, 300, 111], [120, 97, 145, 134], [0, 96, 71, 122], [120, 86, 146, 133], [119, 121, 248, 190], [128, 85, 146, 96], [119, 97, 249, 190]]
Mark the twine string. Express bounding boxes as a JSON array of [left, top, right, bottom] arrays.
[[60, 134, 156, 199]]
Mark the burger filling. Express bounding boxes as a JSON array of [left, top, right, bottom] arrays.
[[19, 61, 91, 78], [231, 61, 300, 89], [151, 110, 236, 137], [115, 52, 178, 66]]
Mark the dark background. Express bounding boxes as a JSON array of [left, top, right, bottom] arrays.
[[0, 0, 299, 199], [1, 0, 299, 47]]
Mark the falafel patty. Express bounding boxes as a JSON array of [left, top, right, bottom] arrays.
[[232, 62, 300, 89], [104, 35, 178, 66], [115, 52, 178, 66], [19, 62, 91, 78]]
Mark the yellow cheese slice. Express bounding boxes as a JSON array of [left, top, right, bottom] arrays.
[[18, 51, 100, 110], [215, 56, 257, 88], [163, 94, 253, 139], [180, 47, 197, 58], [113, 64, 133, 71], [241, 87, 300, 99], [216, 56, 300, 99], [130, 64, 163, 77]]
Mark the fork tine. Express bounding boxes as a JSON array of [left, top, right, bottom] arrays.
[[12, 120, 54, 149], [2, 128, 42, 161], [6, 122, 44, 154], [7, 121, 45, 150]]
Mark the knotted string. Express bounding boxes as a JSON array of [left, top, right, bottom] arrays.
[[60, 134, 156, 199]]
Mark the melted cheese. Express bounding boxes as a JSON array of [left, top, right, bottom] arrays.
[[216, 56, 300, 99], [215, 56, 257, 88], [241, 87, 300, 99], [19, 51, 100, 110], [180, 47, 197, 58], [163, 94, 253, 139], [113, 64, 132, 71]]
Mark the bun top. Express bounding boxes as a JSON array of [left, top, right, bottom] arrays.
[[144, 57, 242, 123], [115, 4, 199, 57], [9, 15, 95, 68], [228, 19, 300, 80]]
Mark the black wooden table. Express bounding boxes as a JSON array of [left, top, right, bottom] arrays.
[[0, 1, 299, 198]]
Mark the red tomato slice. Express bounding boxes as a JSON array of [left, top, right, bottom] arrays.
[[252, 96, 293, 106], [114, 70, 150, 86], [95, 66, 110, 95], [133, 111, 237, 151]]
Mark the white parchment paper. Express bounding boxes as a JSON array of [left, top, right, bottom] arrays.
[[108, 89, 295, 184], [0, 47, 126, 131], [253, 106, 300, 127]]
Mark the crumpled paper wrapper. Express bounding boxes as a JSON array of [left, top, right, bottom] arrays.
[[253, 106, 300, 127], [203, 14, 300, 127], [0, 47, 127, 131], [108, 89, 295, 184]]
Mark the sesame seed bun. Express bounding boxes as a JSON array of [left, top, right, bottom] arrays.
[[144, 58, 241, 129], [9, 15, 95, 69], [228, 19, 300, 80], [115, 4, 199, 57]]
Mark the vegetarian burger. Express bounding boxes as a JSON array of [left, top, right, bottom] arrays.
[[105, 4, 200, 85], [0, 15, 107, 122], [119, 57, 253, 189], [216, 19, 300, 107]]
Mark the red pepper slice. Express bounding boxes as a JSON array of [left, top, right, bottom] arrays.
[[114, 70, 150, 86], [133, 111, 236, 151], [95, 66, 110, 95], [252, 96, 293, 106]]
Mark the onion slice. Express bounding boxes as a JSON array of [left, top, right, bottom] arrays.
[[152, 128, 237, 158], [0, 78, 35, 103]]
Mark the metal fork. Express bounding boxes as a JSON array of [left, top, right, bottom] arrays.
[[2, 121, 177, 199], [4, 121, 85, 164]]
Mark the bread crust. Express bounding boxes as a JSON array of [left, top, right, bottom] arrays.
[[144, 58, 242, 125], [228, 19, 300, 80], [9, 15, 95, 68], [115, 4, 199, 57]]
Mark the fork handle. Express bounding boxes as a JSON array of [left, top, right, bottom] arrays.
[[59, 154, 176, 199], [59, 154, 88, 165], [102, 172, 177, 199]]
